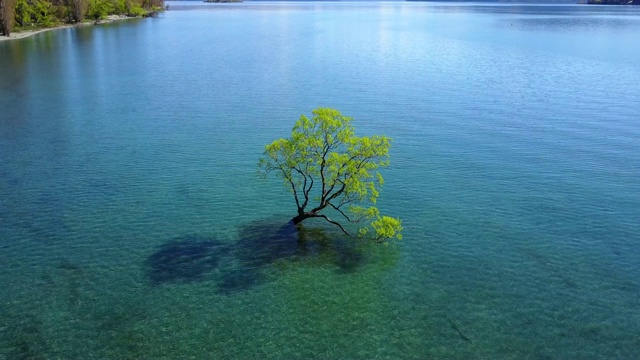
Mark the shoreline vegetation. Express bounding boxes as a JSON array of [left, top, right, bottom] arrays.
[[0, 14, 143, 41], [0, 0, 165, 40]]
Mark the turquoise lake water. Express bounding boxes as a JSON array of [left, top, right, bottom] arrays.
[[1, 1, 640, 358]]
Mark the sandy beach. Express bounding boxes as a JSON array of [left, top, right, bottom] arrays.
[[0, 15, 138, 42]]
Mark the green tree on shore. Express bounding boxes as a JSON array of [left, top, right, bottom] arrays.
[[259, 108, 403, 243]]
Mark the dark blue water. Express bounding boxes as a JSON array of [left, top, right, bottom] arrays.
[[1, 2, 639, 358]]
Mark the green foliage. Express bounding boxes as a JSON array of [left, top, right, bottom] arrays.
[[113, 0, 126, 14], [87, 0, 113, 20], [259, 108, 403, 243], [360, 215, 403, 242], [10, 0, 58, 28], [14, 0, 32, 26], [32, 0, 55, 26], [127, 4, 144, 17], [9, 0, 162, 30]]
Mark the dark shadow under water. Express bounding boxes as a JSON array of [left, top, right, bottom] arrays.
[[145, 219, 369, 294], [145, 235, 229, 286]]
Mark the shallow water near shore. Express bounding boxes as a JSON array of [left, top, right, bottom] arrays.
[[1, 2, 640, 358]]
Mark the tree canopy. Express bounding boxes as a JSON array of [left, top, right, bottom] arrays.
[[258, 107, 402, 243]]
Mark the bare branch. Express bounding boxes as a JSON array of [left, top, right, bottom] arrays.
[[311, 214, 354, 238], [324, 182, 346, 205], [273, 158, 301, 209], [291, 165, 316, 210], [286, 174, 301, 210], [329, 203, 354, 223], [303, 175, 314, 209]]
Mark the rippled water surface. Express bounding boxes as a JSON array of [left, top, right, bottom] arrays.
[[1, 2, 640, 358]]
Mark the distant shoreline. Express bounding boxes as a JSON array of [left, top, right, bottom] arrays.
[[0, 15, 140, 43], [586, 0, 639, 4]]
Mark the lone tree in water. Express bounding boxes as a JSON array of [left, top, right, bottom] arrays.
[[259, 107, 402, 243]]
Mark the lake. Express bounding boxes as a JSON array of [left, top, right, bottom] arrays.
[[1, 1, 639, 358]]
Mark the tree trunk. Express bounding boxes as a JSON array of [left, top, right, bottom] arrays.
[[291, 213, 307, 225], [0, 0, 16, 37], [292, 208, 318, 225], [71, 0, 87, 23]]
